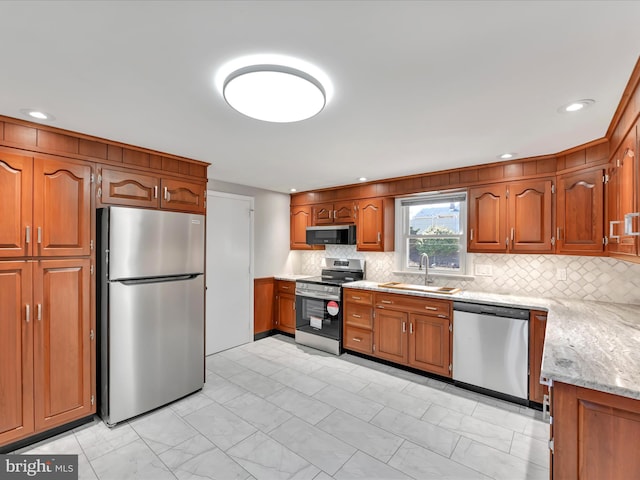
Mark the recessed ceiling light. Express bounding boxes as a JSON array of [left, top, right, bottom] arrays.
[[558, 99, 595, 114], [20, 109, 55, 121], [290, 188, 297, 192], [498, 153, 516, 160], [358, 177, 367, 182]]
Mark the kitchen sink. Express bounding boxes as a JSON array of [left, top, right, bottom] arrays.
[[378, 282, 461, 294]]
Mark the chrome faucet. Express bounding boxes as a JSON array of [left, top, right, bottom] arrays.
[[419, 253, 433, 285]]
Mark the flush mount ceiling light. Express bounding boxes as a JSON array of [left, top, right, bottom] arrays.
[[558, 99, 595, 114], [20, 108, 55, 121], [358, 177, 368, 182], [498, 153, 516, 160], [223, 64, 326, 122]]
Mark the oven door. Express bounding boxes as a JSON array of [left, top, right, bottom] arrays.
[[295, 291, 343, 341]]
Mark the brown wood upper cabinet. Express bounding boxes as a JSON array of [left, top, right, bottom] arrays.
[[356, 197, 394, 252], [98, 166, 206, 214], [0, 259, 93, 446], [312, 201, 356, 225], [468, 179, 554, 253], [290, 205, 325, 250], [606, 122, 638, 258], [0, 151, 92, 258], [556, 168, 605, 255]]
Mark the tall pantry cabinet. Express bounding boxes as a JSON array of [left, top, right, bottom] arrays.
[[0, 148, 94, 447]]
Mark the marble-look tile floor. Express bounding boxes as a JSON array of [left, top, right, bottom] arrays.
[[15, 335, 549, 479]]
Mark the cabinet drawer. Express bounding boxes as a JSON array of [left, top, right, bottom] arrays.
[[344, 304, 373, 329], [276, 280, 295, 294], [374, 292, 451, 318], [343, 326, 373, 354], [343, 289, 373, 305]]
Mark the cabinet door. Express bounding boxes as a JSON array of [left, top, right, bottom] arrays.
[[33, 259, 93, 431], [276, 293, 296, 334], [160, 178, 206, 214], [290, 206, 315, 250], [529, 310, 548, 404], [0, 262, 34, 446], [100, 167, 159, 208], [408, 313, 451, 376], [607, 130, 637, 256], [468, 185, 507, 252], [33, 157, 91, 257], [557, 169, 604, 255], [312, 203, 334, 225], [357, 198, 384, 251], [508, 179, 554, 253], [373, 308, 408, 364], [0, 152, 33, 258], [333, 201, 356, 224]]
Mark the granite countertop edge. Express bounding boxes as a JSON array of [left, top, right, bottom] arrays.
[[273, 274, 312, 281], [343, 280, 640, 401]]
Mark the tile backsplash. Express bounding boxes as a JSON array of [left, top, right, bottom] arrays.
[[294, 246, 640, 305]]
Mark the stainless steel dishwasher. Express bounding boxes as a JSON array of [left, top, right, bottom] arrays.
[[453, 302, 529, 402]]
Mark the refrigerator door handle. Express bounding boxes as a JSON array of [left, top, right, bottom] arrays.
[[119, 274, 200, 286]]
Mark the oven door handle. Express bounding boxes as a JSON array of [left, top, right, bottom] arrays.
[[296, 291, 341, 302]]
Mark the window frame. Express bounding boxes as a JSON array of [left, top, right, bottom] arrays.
[[395, 191, 468, 275]]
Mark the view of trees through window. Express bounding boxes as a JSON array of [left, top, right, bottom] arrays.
[[406, 201, 463, 271]]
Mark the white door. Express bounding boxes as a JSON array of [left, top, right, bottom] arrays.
[[206, 191, 254, 354]]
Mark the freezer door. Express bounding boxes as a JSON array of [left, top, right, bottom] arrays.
[[104, 274, 204, 425], [106, 206, 205, 280]]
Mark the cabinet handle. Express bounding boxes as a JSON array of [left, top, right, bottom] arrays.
[[402, 321, 406, 333], [353, 337, 362, 342], [26, 226, 31, 244], [609, 220, 622, 241], [37, 227, 42, 244], [377, 232, 381, 242], [352, 314, 362, 318], [510, 227, 515, 242], [381, 300, 392, 304], [352, 296, 361, 300], [470, 228, 473, 241], [624, 213, 640, 236], [424, 306, 437, 311], [282, 285, 289, 290], [334, 210, 337, 219], [437, 314, 447, 318], [164, 187, 169, 201], [37, 304, 42, 321], [556, 227, 562, 241], [154, 185, 158, 199], [25, 304, 30, 323], [409, 322, 414, 334]]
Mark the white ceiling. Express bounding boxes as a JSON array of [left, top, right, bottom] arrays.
[[1, 1, 639, 194]]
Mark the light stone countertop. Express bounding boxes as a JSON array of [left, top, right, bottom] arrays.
[[273, 274, 312, 281], [343, 280, 640, 401]]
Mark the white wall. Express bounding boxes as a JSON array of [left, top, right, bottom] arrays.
[[207, 178, 294, 278]]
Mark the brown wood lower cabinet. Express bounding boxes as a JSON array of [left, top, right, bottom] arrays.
[[529, 310, 548, 403], [343, 290, 452, 378], [254, 278, 275, 335], [0, 259, 94, 448], [552, 381, 640, 479], [274, 280, 296, 334]]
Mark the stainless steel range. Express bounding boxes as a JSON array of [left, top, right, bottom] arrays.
[[295, 258, 365, 355]]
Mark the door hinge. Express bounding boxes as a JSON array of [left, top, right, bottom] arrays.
[[90, 264, 94, 275], [449, 364, 452, 372], [548, 438, 554, 452], [551, 184, 555, 194], [98, 174, 102, 184], [551, 236, 556, 246], [90, 395, 95, 406], [603, 237, 609, 245], [97, 187, 102, 198], [90, 239, 94, 250], [449, 324, 452, 332], [603, 174, 609, 184], [505, 189, 509, 199], [90, 329, 94, 341], [90, 173, 95, 183], [372, 344, 376, 352]]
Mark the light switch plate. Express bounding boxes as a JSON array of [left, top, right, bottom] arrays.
[[556, 268, 567, 281], [474, 264, 493, 276]]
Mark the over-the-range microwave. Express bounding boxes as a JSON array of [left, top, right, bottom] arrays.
[[306, 225, 356, 245]]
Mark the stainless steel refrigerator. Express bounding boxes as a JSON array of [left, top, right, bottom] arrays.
[[98, 206, 205, 426]]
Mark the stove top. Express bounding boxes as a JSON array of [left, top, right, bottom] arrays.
[[296, 258, 365, 287]]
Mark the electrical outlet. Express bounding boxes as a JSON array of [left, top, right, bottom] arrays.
[[556, 268, 567, 281], [474, 264, 493, 276]]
